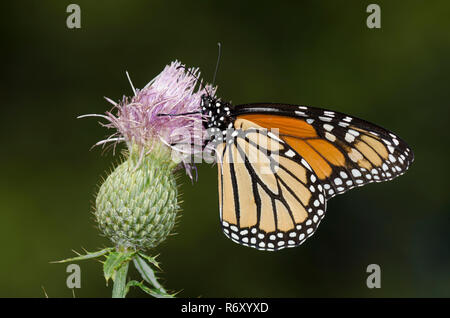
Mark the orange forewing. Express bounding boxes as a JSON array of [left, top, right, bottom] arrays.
[[237, 114, 318, 138], [237, 114, 345, 180]]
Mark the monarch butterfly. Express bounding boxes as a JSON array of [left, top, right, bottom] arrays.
[[200, 95, 414, 251]]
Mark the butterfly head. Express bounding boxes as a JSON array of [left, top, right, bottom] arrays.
[[201, 94, 233, 131]]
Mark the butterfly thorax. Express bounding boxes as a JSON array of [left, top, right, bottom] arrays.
[[201, 94, 234, 132]]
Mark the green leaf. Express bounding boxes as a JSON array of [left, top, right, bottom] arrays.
[[103, 251, 135, 284], [51, 247, 113, 263], [133, 255, 165, 292], [138, 252, 161, 270], [126, 280, 174, 298]]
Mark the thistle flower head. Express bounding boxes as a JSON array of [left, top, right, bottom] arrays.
[[82, 61, 217, 251], [89, 60, 216, 179]]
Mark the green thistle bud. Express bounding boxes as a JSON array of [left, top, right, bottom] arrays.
[[95, 144, 179, 250]]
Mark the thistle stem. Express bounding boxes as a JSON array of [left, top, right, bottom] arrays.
[[112, 261, 129, 298]]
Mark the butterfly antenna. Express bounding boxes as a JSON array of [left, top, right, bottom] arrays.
[[157, 111, 201, 117], [212, 42, 222, 86]]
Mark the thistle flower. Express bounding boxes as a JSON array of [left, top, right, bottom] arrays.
[[56, 61, 215, 298], [89, 61, 214, 250], [92, 61, 216, 180]]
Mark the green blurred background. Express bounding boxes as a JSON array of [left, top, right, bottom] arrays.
[[1, 0, 449, 297]]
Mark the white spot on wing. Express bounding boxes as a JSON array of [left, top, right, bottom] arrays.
[[301, 159, 312, 171], [319, 116, 332, 122], [343, 116, 352, 122], [348, 129, 360, 136], [325, 132, 336, 142], [285, 149, 295, 158], [267, 132, 283, 143], [345, 133, 355, 143]]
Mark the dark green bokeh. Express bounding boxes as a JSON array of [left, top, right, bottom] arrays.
[[1, 1, 449, 297]]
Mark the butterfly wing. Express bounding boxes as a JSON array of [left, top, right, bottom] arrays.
[[216, 118, 326, 251], [233, 103, 414, 199]]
